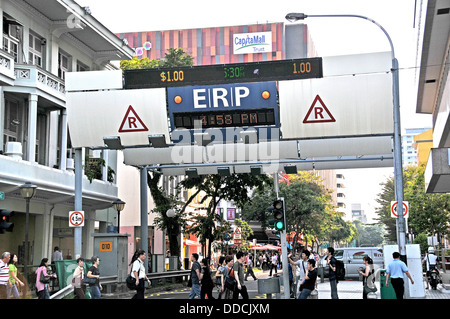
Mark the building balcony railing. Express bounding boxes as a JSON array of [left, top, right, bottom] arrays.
[[14, 63, 66, 105], [0, 49, 15, 85], [0, 153, 117, 210]]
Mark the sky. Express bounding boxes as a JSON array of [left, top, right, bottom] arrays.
[[76, 0, 431, 222]]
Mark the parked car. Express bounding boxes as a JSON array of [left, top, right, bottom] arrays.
[[318, 247, 384, 279]]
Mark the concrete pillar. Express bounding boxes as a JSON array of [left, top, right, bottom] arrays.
[[82, 210, 96, 259], [59, 109, 68, 170], [27, 94, 38, 162]]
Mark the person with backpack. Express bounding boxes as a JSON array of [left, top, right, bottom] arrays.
[[326, 247, 339, 299], [358, 256, 376, 299]]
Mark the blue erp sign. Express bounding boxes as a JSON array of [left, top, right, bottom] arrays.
[[167, 82, 279, 143]]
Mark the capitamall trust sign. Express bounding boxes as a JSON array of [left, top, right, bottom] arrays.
[[233, 31, 272, 54]]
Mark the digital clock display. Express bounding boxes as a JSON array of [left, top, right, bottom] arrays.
[[124, 57, 323, 89], [173, 109, 275, 129]]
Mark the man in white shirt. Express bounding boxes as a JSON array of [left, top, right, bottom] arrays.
[[269, 253, 278, 276], [0, 252, 11, 299], [423, 247, 441, 289], [131, 250, 151, 299]]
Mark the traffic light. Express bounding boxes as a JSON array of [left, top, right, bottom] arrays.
[[0, 210, 14, 233], [268, 199, 285, 232]]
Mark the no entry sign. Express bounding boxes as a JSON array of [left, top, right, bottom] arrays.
[[390, 201, 409, 219], [69, 211, 85, 227]]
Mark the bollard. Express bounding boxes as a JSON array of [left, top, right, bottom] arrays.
[[258, 277, 280, 299]]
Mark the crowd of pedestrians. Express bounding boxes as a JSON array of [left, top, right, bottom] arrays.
[[188, 248, 323, 300]]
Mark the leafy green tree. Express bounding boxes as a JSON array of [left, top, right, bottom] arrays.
[[353, 220, 385, 247], [240, 172, 353, 251], [160, 48, 194, 67], [375, 165, 450, 242], [120, 56, 160, 70], [180, 173, 272, 257], [233, 218, 254, 252]]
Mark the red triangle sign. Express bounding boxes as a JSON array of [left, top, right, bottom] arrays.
[[303, 95, 336, 123], [118, 105, 149, 132]]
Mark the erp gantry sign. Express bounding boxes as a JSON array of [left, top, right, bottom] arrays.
[[167, 82, 279, 143]]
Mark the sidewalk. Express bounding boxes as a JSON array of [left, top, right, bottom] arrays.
[[256, 269, 450, 299]]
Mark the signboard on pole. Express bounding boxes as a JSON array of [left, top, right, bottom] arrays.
[[69, 211, 84, 227], [390, 201, 409, 219], [233, 227, 242, 245]]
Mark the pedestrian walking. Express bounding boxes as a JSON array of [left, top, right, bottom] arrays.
[[0, 252, 11, 299], [130, 250, 151, 299], [87, 256, 102, 299], [297, 259, 317, 299], [222, 255, 234, 299], [72, 257, 86, 299], [233, 251, 249, 299], [7, 254, 24, 299], [215, 256, 226, 298], [269, 253, 278, 276], [386, 252, 414, 299], [245, 255, 257, 281], [188, 253, 201, 299], [200, 258, 215, 299], [326, 247, 339, 299], [35, 258, 56, 299], [262, 254, 268, 271], [358, 256, 375, 299]]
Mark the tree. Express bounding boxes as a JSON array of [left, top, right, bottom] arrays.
[[240, 171, 353, 251], [353, 220, 385, 247], [160, 48, 194, 67], [233, 218, 254, 252], [180, 173, 272, 257], [120, 56, 160, 70], [375, 165, 450, 243]]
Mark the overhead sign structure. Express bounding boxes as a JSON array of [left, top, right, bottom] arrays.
[[123, 58, 323, 89], [391, 201, 409, 219], [279, 52, 394, 141], [69, 211, 84, 227], [67, 88, 170, 148], [168, 81, 279, 143]]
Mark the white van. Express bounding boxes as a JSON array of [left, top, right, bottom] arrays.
[[321, 247, 384, 279]]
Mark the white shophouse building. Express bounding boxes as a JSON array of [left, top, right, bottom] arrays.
[[0, 0, 133, 267]]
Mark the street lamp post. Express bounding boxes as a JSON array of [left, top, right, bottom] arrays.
[[19, 181, 37, 283], [285, 12, 406, 259], [112, 199, 125, 233]]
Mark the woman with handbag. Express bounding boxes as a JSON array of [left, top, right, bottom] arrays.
[[35, 258, 56, 299], [358, 256, 377, 299], [72, 257, 86, 299], [221, 255, 234, 299]]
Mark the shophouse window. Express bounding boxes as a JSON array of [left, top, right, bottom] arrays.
[[58, 51, 70, 80], [29, 32, 44, 67]]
